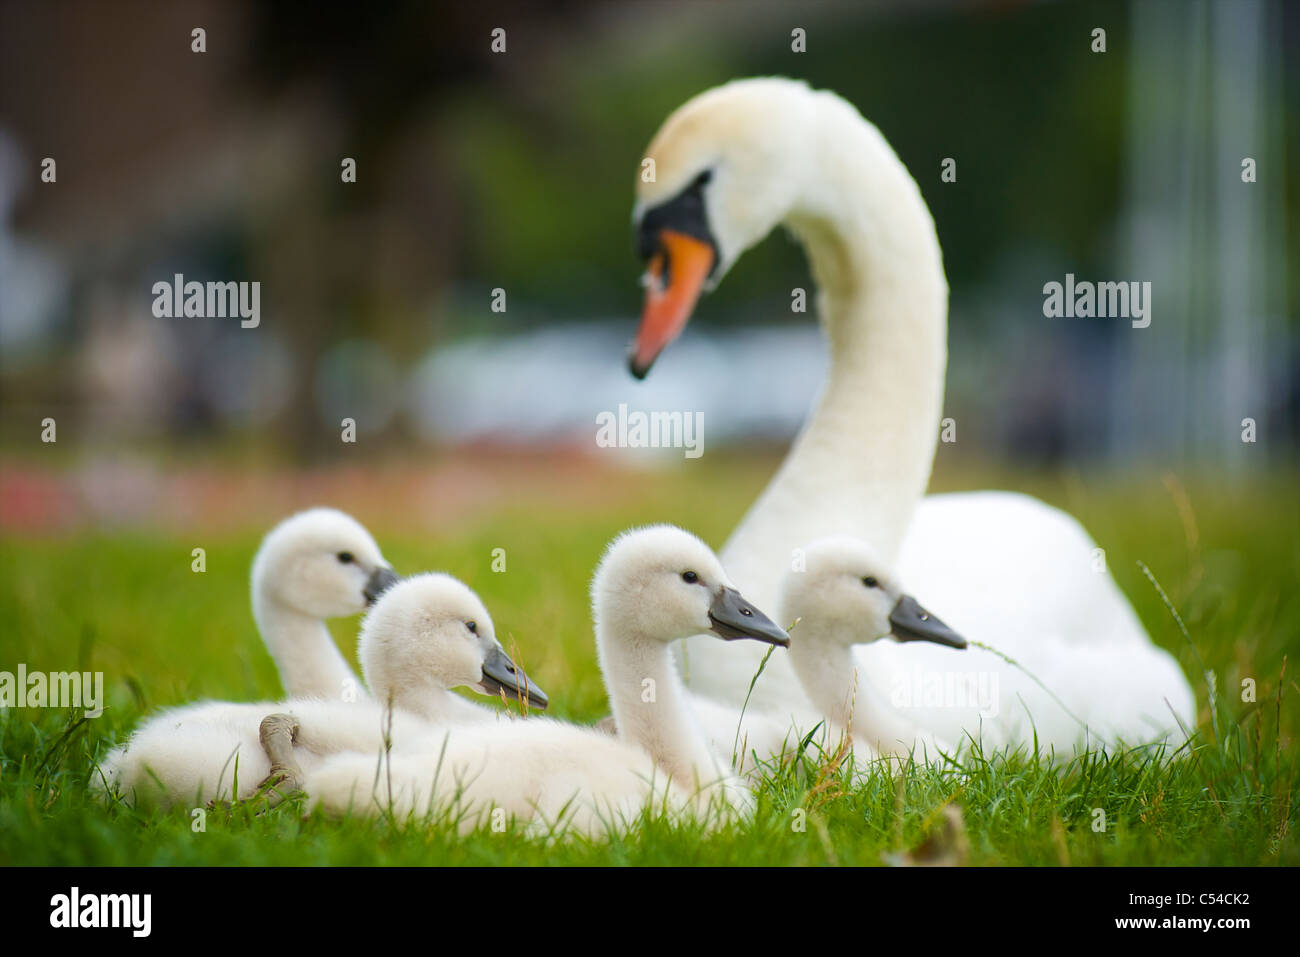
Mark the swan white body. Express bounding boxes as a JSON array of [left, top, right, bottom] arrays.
[[97, 697, 441, 809], [307, 718, 690, 836], [632, 78, 1195, 755], [685, 694, 798, 776], [884, 492, 1196, 750], [308, 526, 784, 835]]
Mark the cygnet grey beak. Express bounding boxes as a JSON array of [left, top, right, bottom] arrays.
[[363, 566, 401, 605], [708, 586, 790, 647], [889, 595, 967, 649], [479, 645, 549, 710]]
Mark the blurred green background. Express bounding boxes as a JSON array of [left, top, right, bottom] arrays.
[[0, 0, 1295, 473]]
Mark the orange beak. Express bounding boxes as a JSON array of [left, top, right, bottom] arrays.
[[630, 229, 715, 379]]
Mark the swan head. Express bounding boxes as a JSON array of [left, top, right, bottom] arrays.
[[251, 508, 399, 619], [359, 572, 548, 711], [781, 537, 967, 651], [630, 77, 822, 377], [592, 524, 789, 647]]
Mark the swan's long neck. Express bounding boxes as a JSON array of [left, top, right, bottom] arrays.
[[598, 620, 729, 791], [381, 683, 481, 724], [253, 591, 359, 701], [721, 103, 948, 609], [788, 635, 922, 757]]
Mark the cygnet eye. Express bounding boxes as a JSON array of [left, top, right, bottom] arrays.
[[337, 552, 355, 564], [681, 571, 699, 584], [466, 620, 478, 635], [863, 576, 879, 588]]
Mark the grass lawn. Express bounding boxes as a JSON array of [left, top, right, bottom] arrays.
[[1, 456, 1296, 865]]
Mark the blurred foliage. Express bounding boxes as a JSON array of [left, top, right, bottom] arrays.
[[0, 0, 1294, 455]]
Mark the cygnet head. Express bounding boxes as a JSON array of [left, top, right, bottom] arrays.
[[252, 508, 399, 619], [630, 77, 838, 377], [359, 572, 547, 712], [592, 525, 790, 648], [781, 538, 967, 651]]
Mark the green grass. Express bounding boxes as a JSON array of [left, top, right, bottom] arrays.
[[1, 461, 1297, 865]]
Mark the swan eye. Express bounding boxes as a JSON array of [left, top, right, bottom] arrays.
[[466, 620, 478, 635], [863, 576, 879, 588], [681, 571, 699, 584], [337, 552, 355, 564]]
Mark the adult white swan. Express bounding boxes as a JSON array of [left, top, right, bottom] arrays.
[[628, 78, 1195, 753]]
